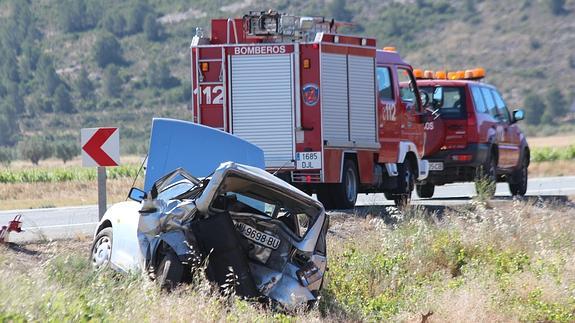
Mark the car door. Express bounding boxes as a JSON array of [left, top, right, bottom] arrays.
[[492, 90, 520, 168]]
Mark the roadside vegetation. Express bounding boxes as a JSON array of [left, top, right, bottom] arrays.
[[1, 200, 574, 321]]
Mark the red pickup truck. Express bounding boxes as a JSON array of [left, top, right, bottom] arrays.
[[413, 69, 529, 198]]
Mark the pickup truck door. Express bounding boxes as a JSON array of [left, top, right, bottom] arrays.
[[492, 90, 520, 168]]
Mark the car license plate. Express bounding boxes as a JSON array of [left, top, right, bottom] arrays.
[[296, 152, 322, 169], [235, 222, 281, 249], [429, 162, 444, 171]]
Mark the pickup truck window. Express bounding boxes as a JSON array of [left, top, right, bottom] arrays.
[[376, 67, 393, 101], [491, 90, 511, 123], [480, 87, 498, 118], [421, 86, 466, 119], [471, 86, 487, 113]]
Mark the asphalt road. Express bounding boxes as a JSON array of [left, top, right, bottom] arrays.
[[1, 176, 574, 243]]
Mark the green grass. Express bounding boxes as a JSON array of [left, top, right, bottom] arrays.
[[1, 200, 574, 321], [0, 164, 139, 183], [532, 145, 575, 162]]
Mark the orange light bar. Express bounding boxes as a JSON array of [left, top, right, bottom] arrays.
[[382, 46, 397, 52], [474, 67, 485, 78], [201, 62, 209, 72], [447, 72, 458, 80], [303, 58, 310, 69], [423, 70, 434, 79], [464, 69, 475, 79], [413, 69, 424, 79], [456, 70, 465, 79], [435, 71, 447, 79]]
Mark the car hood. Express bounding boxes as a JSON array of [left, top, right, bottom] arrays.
[[144, 118, 265, 191]]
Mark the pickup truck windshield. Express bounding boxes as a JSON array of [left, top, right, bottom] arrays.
[[421, 86, 467, 119]]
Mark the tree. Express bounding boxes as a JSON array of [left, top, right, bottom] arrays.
[[523, 94, 545, 125], [541, 87, 567, 124], [127, 1, 151, 34], [37, 54, 61, 96], [75, 68, 94, 100], [548, 0, 566, 15], [0, 147, 13, 166], [329, 0, 353, 22], [0, 105, 19, 146], [93, 33, 124, 68], [147, 61, 173, 89], [54, 84, 75, 113], [102, 12, 127, 37], [55, 142, 77, 163], [103, 65, 122, 98], [143, 14, 162, 41], [18, 136, 52, 165]]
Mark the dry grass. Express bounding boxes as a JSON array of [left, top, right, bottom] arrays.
[[1, 199, 574, 321], [528, 135, 575, 149], [0, 177, 143, 210], [529, 160, 575, 177]]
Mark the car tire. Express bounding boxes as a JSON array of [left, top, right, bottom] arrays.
[[475, 153, 497, 198], [509, 155, 528, 196], [91, 227, 113, 270], [416, 183, 435, 199], [393, 161, 415, 207], [332, 160, 359, 209], [155, 247, 184, 291]]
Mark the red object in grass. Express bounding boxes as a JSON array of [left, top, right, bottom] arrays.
[[0, 214, 23, 243]]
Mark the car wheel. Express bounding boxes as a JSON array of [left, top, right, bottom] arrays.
[[91, 227, 113, 270], [509, 155, 528, 196], [416, 183, 435, 199], [155, 247, 184, 291], [393, 161, 415, 207], [475, 153, 497, 198], [332, 160, 359, 209]]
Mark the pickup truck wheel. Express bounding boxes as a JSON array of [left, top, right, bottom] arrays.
[[509, 155, 528, 196], [156, 247, 184, 291], [416, 183, 435, 198], [394, 162, 415, 207], [91, 227, 112, 270], [475, 153, 497, 198], [331, 160, 359, 209]]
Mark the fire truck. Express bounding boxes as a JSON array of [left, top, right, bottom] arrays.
[[190, 11, 429, 208]]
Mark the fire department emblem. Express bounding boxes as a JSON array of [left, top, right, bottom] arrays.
[[302, 84, 319, 106]]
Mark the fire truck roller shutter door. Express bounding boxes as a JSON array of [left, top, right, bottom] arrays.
[[230, 54, 295, 168], [348, 55, 377, 145], [321, 53, 349, 145]]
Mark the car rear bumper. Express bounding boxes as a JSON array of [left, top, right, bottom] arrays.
[[422, 143, 490, 185]]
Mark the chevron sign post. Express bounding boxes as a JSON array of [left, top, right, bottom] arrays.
[[81, 127, 120, 219]]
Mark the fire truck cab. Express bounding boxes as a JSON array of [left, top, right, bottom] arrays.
[[190, 11, 429, 208]]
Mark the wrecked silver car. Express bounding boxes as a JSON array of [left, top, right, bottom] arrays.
[[91, 161, 328, 310]]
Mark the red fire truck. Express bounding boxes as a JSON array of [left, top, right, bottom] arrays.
[[190, 11, 429, 208]]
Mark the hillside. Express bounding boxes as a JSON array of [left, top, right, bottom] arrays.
[[0, 0, 574, 161]]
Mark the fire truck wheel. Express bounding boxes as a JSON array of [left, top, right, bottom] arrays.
[[91, 227, 113, 270], [508, 154, 528, 196], [331, 160, 358, 209], [394, 162, 415, 207], [416, 183, 435, 199], [155, 247, 184, 291], [475, 153, 497, 198]]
